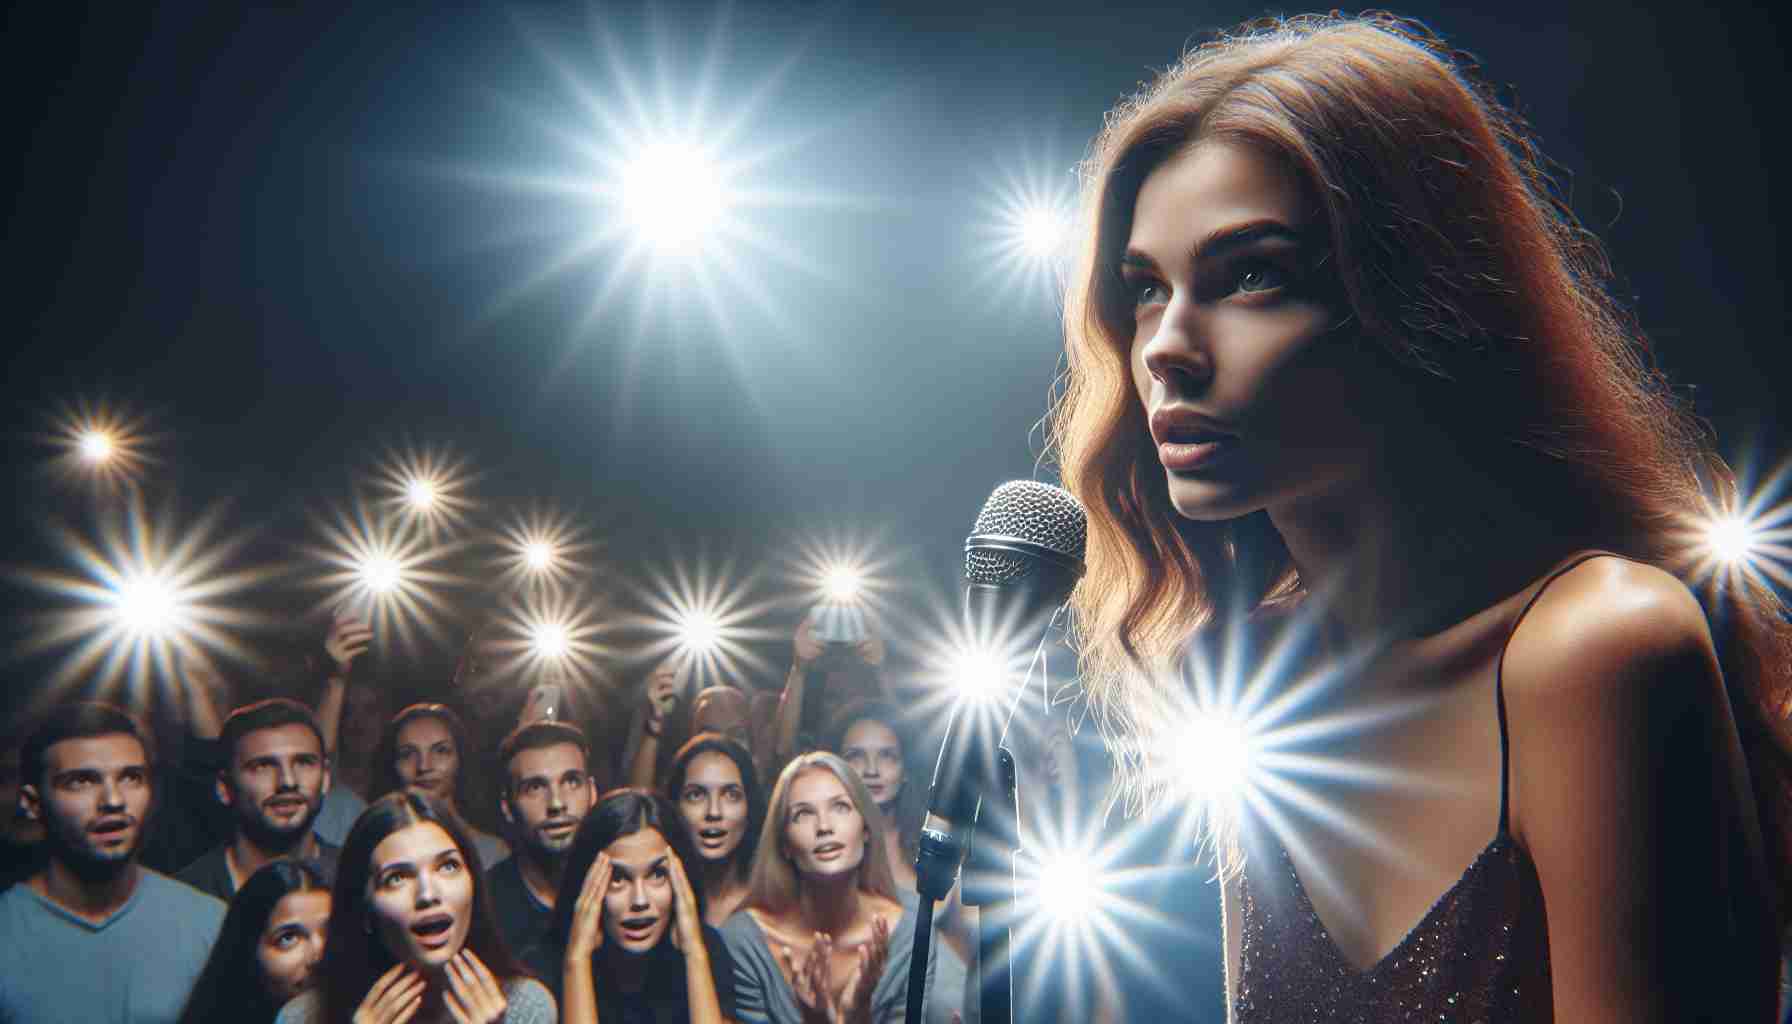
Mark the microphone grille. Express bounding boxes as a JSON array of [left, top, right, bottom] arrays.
[[965, 480, 1088, 585]]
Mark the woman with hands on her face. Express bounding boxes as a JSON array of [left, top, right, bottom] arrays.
[[719, 752, 963, 1024], [522, 788, 736, 1023], [273, 791, 554, 1024]]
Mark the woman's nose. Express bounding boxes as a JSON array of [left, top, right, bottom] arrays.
[[1140, 313, 1213, 396]]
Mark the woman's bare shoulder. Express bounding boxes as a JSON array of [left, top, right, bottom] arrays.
[[1501, 555, 1713, 700]]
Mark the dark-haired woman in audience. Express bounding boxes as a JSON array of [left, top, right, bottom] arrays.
[[667, 733, 764, 927], [720, 752, 964, 1023], [522, 788, 735, 1023], [274, 791, 554, 1024], [179, 860, 331, 1024], [372, 704, 509, 869], [821, 701, 923, 897]]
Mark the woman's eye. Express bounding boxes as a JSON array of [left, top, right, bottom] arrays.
[[1130, 278, 1167, 307], [1233, 261, 1288, 295], [683, 788, 703, 803], [273, 931, 299, 948], [439, 858, 461, 874]]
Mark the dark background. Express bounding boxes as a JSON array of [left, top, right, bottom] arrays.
[[3, 3, 1787, 1018]]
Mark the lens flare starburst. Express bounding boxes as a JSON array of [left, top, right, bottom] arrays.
[[1675, 454, 1792, 595], [42, 400, 159, 488], [16, 496, 266, 706], [494, 507, 594, 592], [975, 150, 1081, 304], [307, 500, 462, 651], [371, 444, 476, 536], [627, 556, 779, 691]]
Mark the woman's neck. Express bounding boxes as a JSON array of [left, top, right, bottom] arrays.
[[602, 945, 650, 992], [1268, 450, 1567, 654], [797, 871, 864, 936], [695, 854, 745, 905]]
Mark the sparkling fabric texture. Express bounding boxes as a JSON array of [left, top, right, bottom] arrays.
[[1233, 830, 1552, 1023], [1228, 555, 1620, 1023]]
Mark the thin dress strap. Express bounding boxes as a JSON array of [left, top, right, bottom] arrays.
[[1492, 550, 1628, 836]]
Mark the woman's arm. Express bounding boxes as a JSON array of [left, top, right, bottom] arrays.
[[1505, 559, 1777, 1023], [560, 852, 613, 1024], [771, 618, 825, 766]]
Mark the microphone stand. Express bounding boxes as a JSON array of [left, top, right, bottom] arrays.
[[961, 746, 1018, 1024]]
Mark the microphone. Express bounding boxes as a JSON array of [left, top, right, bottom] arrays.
[[916, 480, 1087, 900]]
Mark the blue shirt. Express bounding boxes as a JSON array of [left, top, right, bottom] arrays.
[[0, 868, 225, 1023]]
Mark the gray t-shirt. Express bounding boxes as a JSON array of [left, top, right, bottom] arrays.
[[718, 890, 965, 1024], [312, 784, 367, 848], [274, 976, 554, 1024], [0, 868, 226, 1024]]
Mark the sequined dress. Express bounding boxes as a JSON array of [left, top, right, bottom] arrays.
[[1227, 557, 1609, 1022]]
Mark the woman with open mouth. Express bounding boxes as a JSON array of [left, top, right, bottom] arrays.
[[273, 791, 554, 1024], [179, 860, 332, 1024], [524, 788, 735, 1023], [719, 751, 965, 1023], [666, 733, 765, 928]]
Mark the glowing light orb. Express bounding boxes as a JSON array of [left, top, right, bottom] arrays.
[[405, 478, 438, 511], [622, 142, 726, 249], [359, 555, 403, 594], [1016, 205, 1071, 260], [678, 609, 723, 654], [1032, 850, 1100, 925], [951, 649, 1008, 702], [78, 431, 116, 464], [113, 573, 181, 637], [531, 621, 571, 660], [524, 540, 556, 571], [1706, 515, 1760, 565], [822, 566, 864, 602], [1171, 709, 1258, 811]]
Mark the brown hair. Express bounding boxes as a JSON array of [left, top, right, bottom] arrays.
[[1048, 12, 1792, 920], [743, 752, 899, 915]]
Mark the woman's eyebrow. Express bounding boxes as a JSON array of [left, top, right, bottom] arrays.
[[1123, 218, 1305, 271]]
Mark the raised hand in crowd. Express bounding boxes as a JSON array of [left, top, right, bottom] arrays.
[[624, 656, 686, 788], [351, 963, 425, 1024], [564, 851, 612, 963], [316, 611, 372, 761]]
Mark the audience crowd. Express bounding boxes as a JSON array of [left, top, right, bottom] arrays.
[[0, 590, 1096, 1023]]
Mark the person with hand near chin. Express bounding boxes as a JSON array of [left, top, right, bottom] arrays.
[[273, 791, 554, 1024], [522, 788, 736, 1023]]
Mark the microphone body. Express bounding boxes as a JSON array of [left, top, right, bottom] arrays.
[[917, 481, 1086, 901]]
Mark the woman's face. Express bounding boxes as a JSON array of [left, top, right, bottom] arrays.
[[677, 751, 750, 863], [600, 828, 676, 954], [782, 768, 867, 879], [839, 719, 904, 809], [257, 889, 330, 1005], [1124, 139, 1394, 522], [367, 822, 475, 972], [394, 718, 458, 804]]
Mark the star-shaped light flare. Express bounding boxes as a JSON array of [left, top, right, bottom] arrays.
[[42, 400, 160, 489], [307, 500, 462, 652], [626, 556, 781, 692], [16, 496, 266, 706]]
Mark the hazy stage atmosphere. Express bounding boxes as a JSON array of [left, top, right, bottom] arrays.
[[3, 2, 1789, 1022]]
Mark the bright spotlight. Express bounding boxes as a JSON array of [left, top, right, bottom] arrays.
[[678, 609, 723, 654], [822, 566, 863, 602], [1706, 515, 1760, 565], [114, 573, 181, 637], [1033, 850, 1100, 925], [405, 477, 438, 511], [79, 431, 116, 464], [622, 141, 727, 250], [531, 621, 571, 660], [372, 444, 473, 534], [1016, 205, 1071, 260], [358, 555, 403, 594], [1170, 708, 1257, 812], [524, 540, 556, 571], [950, 648, 1008, 703]]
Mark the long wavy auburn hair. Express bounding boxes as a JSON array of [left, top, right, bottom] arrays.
[[1047, 11, 1792, 924]]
